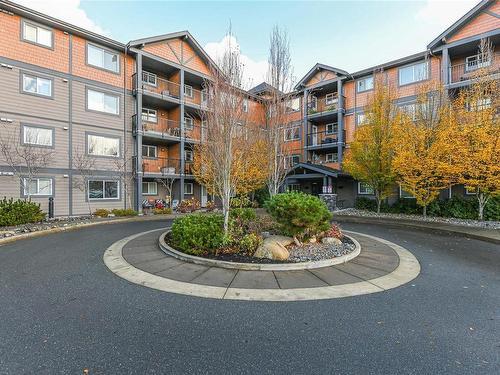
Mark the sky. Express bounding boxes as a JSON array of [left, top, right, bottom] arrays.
[[15, 0, 479, 88]]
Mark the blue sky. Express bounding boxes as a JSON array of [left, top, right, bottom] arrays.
[[18, 0, 478, 87]]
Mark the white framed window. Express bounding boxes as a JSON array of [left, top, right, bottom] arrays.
[[286, 97, 300, 112], [284, 125, 300, 141], [326, 123, 338, 134], [87, 88, 119, 115], [465, 54, 491, 72], [358, 182, 374, 195], [184, 116, 194, 130], [184, 182, 193, 195], [399, 61, 429, 86], [356, 113, 366, 126], [142, 71, 157, 86], [309, 96, 317, 110], [23, 177, 52, 196], [87, 43, 119, 73], [184, 84, 193, 98], [142, 181, 158, 195], [465, 186, 477, 195], [22, 125, 53, 147], [201, 89, 208, 104], [399, 186, 415, 199], [357, 76, 374, 93], [287, 184, 301, 192], [142, 145, 157, 158], [326, 153, 338, 163], [141, 108, 157, 122], [325, 93, 337, 105], [22, 73, 52, 97], [242, 98, 249, 113], [466, 97, 491, 112], [88, 180, 119, 200], [285, 154, 300, 168], [87, 134, 120, 157], [185, 149, 193, 162], [22, 21, 53, 48]]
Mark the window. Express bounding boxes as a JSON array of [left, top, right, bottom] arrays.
[[201, 89, 208, 104], [400, 102, 428, 121], [465, 54, 491, 72], [358, 182, 374, 195], [185, 149, 193, 161], [87, 44, 119, 73], [23, 177, 52, 196], [88, 180, 119, 200], [286, 97, 300, 112], [242, 99, 248, 113], [325, 93, 337, 105], [287, 184, 301, 192], [22, 73, 52, 97], [308, 96, 317, 110], [87, 89, 119, 115], [466, 98, 491, 112], [141, 108, 157, 122], [399, 186, 415, 199], [326, 153, 338, 163], [184, 116, 194, 130], [142, 71, 157, 86], [142, 181, 158, 195], [201, 120, 208, 141], [87, 134, 119, 157], [284, 125, 300, 141], [184, 182, 193, 195], [285, 154, 300, 168], [326, 123, 338, 134], [22, 21, 52, 48], [356, 113, 366, 126], [357, 76, 374, 93], [184, 84, 193, 98], [399, 61, 429, 85], [22, 125, 53, 147], [142, 145, 157, 158], [465, 186, 477, 195]]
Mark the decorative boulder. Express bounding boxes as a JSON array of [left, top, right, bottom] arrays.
[[322, 237, 342, 245], [254, 235, 293, 260]]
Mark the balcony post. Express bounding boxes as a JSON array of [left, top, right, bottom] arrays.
[[442, 47, 450, 85], [302, 89, 309, 162], [337, 79, 344, 166], [179, 69, 185, 202], [135, 53, 143, 211]]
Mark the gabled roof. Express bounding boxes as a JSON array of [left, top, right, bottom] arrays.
[[288, 162, 341, 178], [128, 30, 218, 71], [295, 63, 350, 90], [427, 0, 495, 50], [248, 82, 279, 95]]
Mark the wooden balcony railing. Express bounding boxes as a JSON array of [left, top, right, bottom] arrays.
[[132, 73, 181, 99], [449, 52, 500, 84], [308, 95, 345, 115], [307, 130, 345, 147], [142, 158, 193, 175]]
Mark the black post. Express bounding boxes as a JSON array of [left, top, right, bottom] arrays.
[[48, 197, 54, 219]]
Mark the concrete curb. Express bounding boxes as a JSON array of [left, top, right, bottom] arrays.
[[158, 231, 361, 271], [103, 229, 421, 302], [0, 214, 180, 246], [334, 215, 500, 245]]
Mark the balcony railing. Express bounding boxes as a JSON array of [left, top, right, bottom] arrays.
[[133, 115, 204, 141], [309, 154, 339, 165], [132, 73, 181, 99], [142, 158, 193, 175], [184, 87, 209, 109], [449, 52, 500, 84], [307, 95, 345, 115], [307, 130, 345, 147]]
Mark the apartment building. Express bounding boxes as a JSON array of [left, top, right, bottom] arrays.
[[0, 0, 498, 216]]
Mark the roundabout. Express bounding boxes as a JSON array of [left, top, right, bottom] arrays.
[[103, 228, 420, 301]]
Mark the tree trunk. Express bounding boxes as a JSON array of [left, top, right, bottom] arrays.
[[423, 205, 427, 218], [477, 192, 487, 221]]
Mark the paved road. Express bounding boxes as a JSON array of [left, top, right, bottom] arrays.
[[0, 220, 499, 374]]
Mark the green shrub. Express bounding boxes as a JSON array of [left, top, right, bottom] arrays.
[[229, 208, 257, 223], [170, 213, 225, 255], [265, 192, 332, 239], [354, 197, 378, 211], [239, 233, 263, 256], [484, 196, 500, 221], [253, 187, 270, 207], [0, 197, 46, 226], [111, 208, 138, 217], [230, 195, 252, 208], [94, 208, 110, 218], [387, 198, 420, 215], [153, 207, 172, 215]]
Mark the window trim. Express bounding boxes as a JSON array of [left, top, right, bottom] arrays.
[[184, 182, 194, 195], [86, 179, 121, 201], [284, 125, 301, 142], [325, 93, 337, 105], [142, 71, 157, 87], [85, 132, 121, 159], [142, 181, 158, 196], [325, 153, 338, 163], [185, 149, 194, 162], [85, 41, 121, 74], [183, 84, 193, 98], [20, 123, 55, 149], [85, 86, 121, 116], [356, 75, 374, 93], [242, 98, 249, 113], [184, 116, 194, 130], [21, 176, 54, 198], [286, 97, 301, 113], [20, 19, 54, 50], [399, 185, 416, 199], [358, 182, 374, 195], [142, 144, 158, 159], [20, 71, 54, 99], [398, 60, 430, 87], [356, 112, 366, 126], [325, 123, 337, 135], [464, 186, 477, 195], [141, 108, 158, 123]]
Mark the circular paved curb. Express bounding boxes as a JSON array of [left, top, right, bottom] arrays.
[[103, 229, 420, 301], [158, 231, 361, 271]]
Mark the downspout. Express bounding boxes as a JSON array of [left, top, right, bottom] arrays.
[[123, 44, 128, 209]]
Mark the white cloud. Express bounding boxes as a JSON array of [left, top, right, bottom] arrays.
[[204, 34, 268, 89], [415, 0, 477, 27], [14, 0, 109, 36]]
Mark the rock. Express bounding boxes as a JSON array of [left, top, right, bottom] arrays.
[[309, 236, 317, 243], [254, 236, 291, 260], [266, 235, 294, 246], [321, 237, 342, 245]]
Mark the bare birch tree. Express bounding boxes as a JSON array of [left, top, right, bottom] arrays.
[[112, 153, 136, 211], [155, 177, 177, 208], [265, 25, 296, 196], [0, 125, 54, 201], [72, 148, 96, 216]]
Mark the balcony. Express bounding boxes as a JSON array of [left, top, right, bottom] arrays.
[[132, 73, 181, 101], [306, 129, 345, 150], [184, 87, 209, 110], [142, 158, 193, 176], [449, 52, 500, 84], [133, 115, 204, 143]]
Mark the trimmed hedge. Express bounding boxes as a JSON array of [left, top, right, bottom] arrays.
[[0, 197, 46, 226]]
